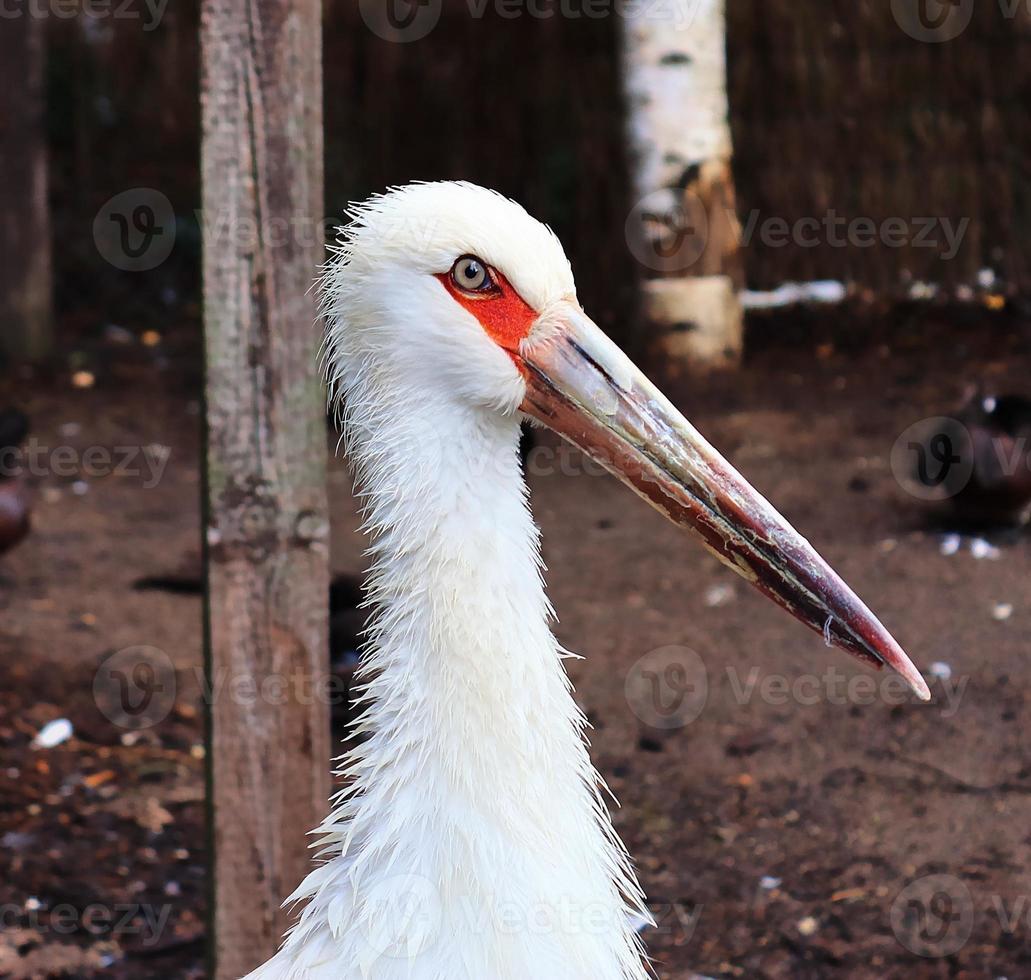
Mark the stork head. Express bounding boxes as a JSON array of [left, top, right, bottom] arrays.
[[321, 181, 929, 701]]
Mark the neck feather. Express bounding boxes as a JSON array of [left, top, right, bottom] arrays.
[[262, 384, 649, 980]]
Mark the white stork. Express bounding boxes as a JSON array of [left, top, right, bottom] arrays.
[[247, 182, 929, 980]]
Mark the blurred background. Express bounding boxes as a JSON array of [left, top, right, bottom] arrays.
[[1, 1, 1030, 978]]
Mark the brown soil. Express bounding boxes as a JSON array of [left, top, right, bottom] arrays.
[[1, 305, 1029, 978]]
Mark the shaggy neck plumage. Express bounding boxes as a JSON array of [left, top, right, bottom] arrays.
[[345, 396, 584, 823], [256, 377, 648, 980]]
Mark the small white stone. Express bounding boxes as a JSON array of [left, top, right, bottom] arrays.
[[32, 718, 73, 749], [993, 603, 1014, 621], [908, 281, 939, 301], [760, 876, 782, 890], [797, 915, 819, 936], [704, 583, 735, 607], [929, 661, 952, 681], [970, 538, 1001, 560], [939, 534, 961, 556], [103, 324, 134, 345]]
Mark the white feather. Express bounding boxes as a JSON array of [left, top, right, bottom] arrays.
[[247, 182, 650, 980]]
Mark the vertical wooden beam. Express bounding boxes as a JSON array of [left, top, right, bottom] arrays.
[[0, 14, 53, 364], [200, 0, 329, 975]]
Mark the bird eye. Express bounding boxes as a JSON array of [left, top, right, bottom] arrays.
[[451, 255, 495, 294]]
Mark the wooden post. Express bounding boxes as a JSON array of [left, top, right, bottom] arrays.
[[200, 0, 329, 975], [621, 0, 743, 370], [0, 14, 53, 364]]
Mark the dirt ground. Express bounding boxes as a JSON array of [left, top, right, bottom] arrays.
[[1, 306, 1029, 979]]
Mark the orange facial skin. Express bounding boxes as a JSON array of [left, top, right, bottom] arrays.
[[435, 268, 538, 354]]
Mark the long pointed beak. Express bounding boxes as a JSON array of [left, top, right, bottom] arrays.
[[517, 301, 930, 701]]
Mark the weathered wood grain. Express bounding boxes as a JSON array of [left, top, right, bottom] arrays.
[[200, 0, 329, 974]]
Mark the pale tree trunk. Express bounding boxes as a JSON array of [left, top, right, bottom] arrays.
[[0, 14, 53, 364], [621, 0, 743, 370], [200, 0, 329, 976]]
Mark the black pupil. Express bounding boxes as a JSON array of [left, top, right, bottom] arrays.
[[461, 261, 482, 285]]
